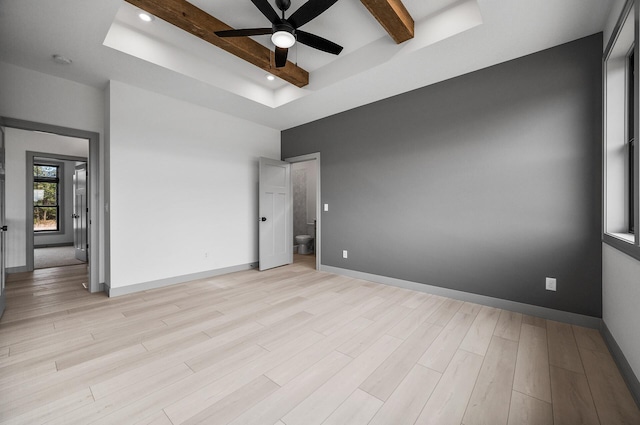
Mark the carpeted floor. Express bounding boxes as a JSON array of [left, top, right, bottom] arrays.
[[34, 246, 86, 269]]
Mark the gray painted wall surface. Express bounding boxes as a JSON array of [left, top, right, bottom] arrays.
[[282, 34, 603, 317], [293, 164, 309, 241], [292, 160, 318, 243]]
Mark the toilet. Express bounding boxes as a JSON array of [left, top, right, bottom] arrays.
[[295, 235, 313, 254]]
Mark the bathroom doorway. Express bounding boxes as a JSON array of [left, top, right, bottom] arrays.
[[286, 153, 321, 270]]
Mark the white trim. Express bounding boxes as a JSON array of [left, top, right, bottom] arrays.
[[610, 232, 635, 243]]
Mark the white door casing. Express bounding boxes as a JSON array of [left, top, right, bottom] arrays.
[[259, 157, 292, 271]]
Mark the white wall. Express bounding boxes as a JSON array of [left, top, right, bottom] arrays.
[[292, 159, 317, 223], [0, 61, 105, 280], [0, 62, 104, 132], [603, 244, 640, 379], [108, 81, 280, 289]]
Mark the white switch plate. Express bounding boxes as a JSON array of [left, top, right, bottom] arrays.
[[324, 204, 329, 212], [545, 277, 556, 291], [343, 250, 348, 259]]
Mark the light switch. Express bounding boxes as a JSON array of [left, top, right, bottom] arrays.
[[324, 203, 329, 212]]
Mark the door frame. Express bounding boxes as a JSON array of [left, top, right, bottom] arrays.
[[1, 117, 102, 293], [284, 153, 321, 270], [27, 152, 88, 269], [0, 125, 6, 318]]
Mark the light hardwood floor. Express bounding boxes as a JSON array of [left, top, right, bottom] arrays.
[[1, 257, 639, 425]]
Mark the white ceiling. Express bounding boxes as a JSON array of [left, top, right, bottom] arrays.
[[0, 0, 615, 130]]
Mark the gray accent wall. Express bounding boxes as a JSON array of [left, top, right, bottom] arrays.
[[282, 34, 603, 317]]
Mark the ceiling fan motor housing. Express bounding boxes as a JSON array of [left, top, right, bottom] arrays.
[[276, 0, 292, 12], [273, 22, 296, 36]]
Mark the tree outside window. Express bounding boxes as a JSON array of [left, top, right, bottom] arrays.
[[34, 164, 60, 232]]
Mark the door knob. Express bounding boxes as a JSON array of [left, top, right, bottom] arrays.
[[260, 217, 267, 222]]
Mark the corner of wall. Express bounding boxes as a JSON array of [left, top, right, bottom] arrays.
[[103, 81, 111, 292]]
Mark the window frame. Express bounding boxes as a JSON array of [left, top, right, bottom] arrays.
[[32, 161, 64, 235], [630, 138, 635, 233], [603, 0, 640, 260]]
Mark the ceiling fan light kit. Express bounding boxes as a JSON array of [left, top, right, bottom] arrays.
[[215, 0, 342, 68], [271, 26, 296, 48]]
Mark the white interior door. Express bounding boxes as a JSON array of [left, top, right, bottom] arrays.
[[259, 157, 292, 271], [73, 163, 87, 262], [0, 127, 6, 317]]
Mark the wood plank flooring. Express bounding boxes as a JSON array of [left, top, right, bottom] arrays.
[[1, 258, 639, 425]]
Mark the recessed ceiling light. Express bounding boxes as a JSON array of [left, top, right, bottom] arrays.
[[266, 74, 275, 81], [52, 54, 72, 65], [138, 11, 154, 22]]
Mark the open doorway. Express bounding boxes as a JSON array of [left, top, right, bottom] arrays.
[[1, 118, 101, 293], [286, 153, 321, 270], [31, 154, 88, 270]]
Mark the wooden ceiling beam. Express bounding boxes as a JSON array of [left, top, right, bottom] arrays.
[[124, 0, 309, 87], [360, 0, 414, 44]]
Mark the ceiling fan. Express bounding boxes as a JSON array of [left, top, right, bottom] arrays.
[[215, 0, 343, 68]]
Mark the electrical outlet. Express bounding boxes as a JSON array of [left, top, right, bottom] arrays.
[[204, 252, 209, 258], [545, 277, 556, 291], [343, 250, 348, 259]]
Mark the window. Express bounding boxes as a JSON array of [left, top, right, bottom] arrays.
[[604, 0, 640, 260], [33, 164, 60, 232]]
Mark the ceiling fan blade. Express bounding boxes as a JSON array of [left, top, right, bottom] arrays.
[[251, 0, 281, 24], [288, 0, 339, 28], [296, 30, 343, 55], [215, 28, 272, 37], [275, 47, 288, 67]]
